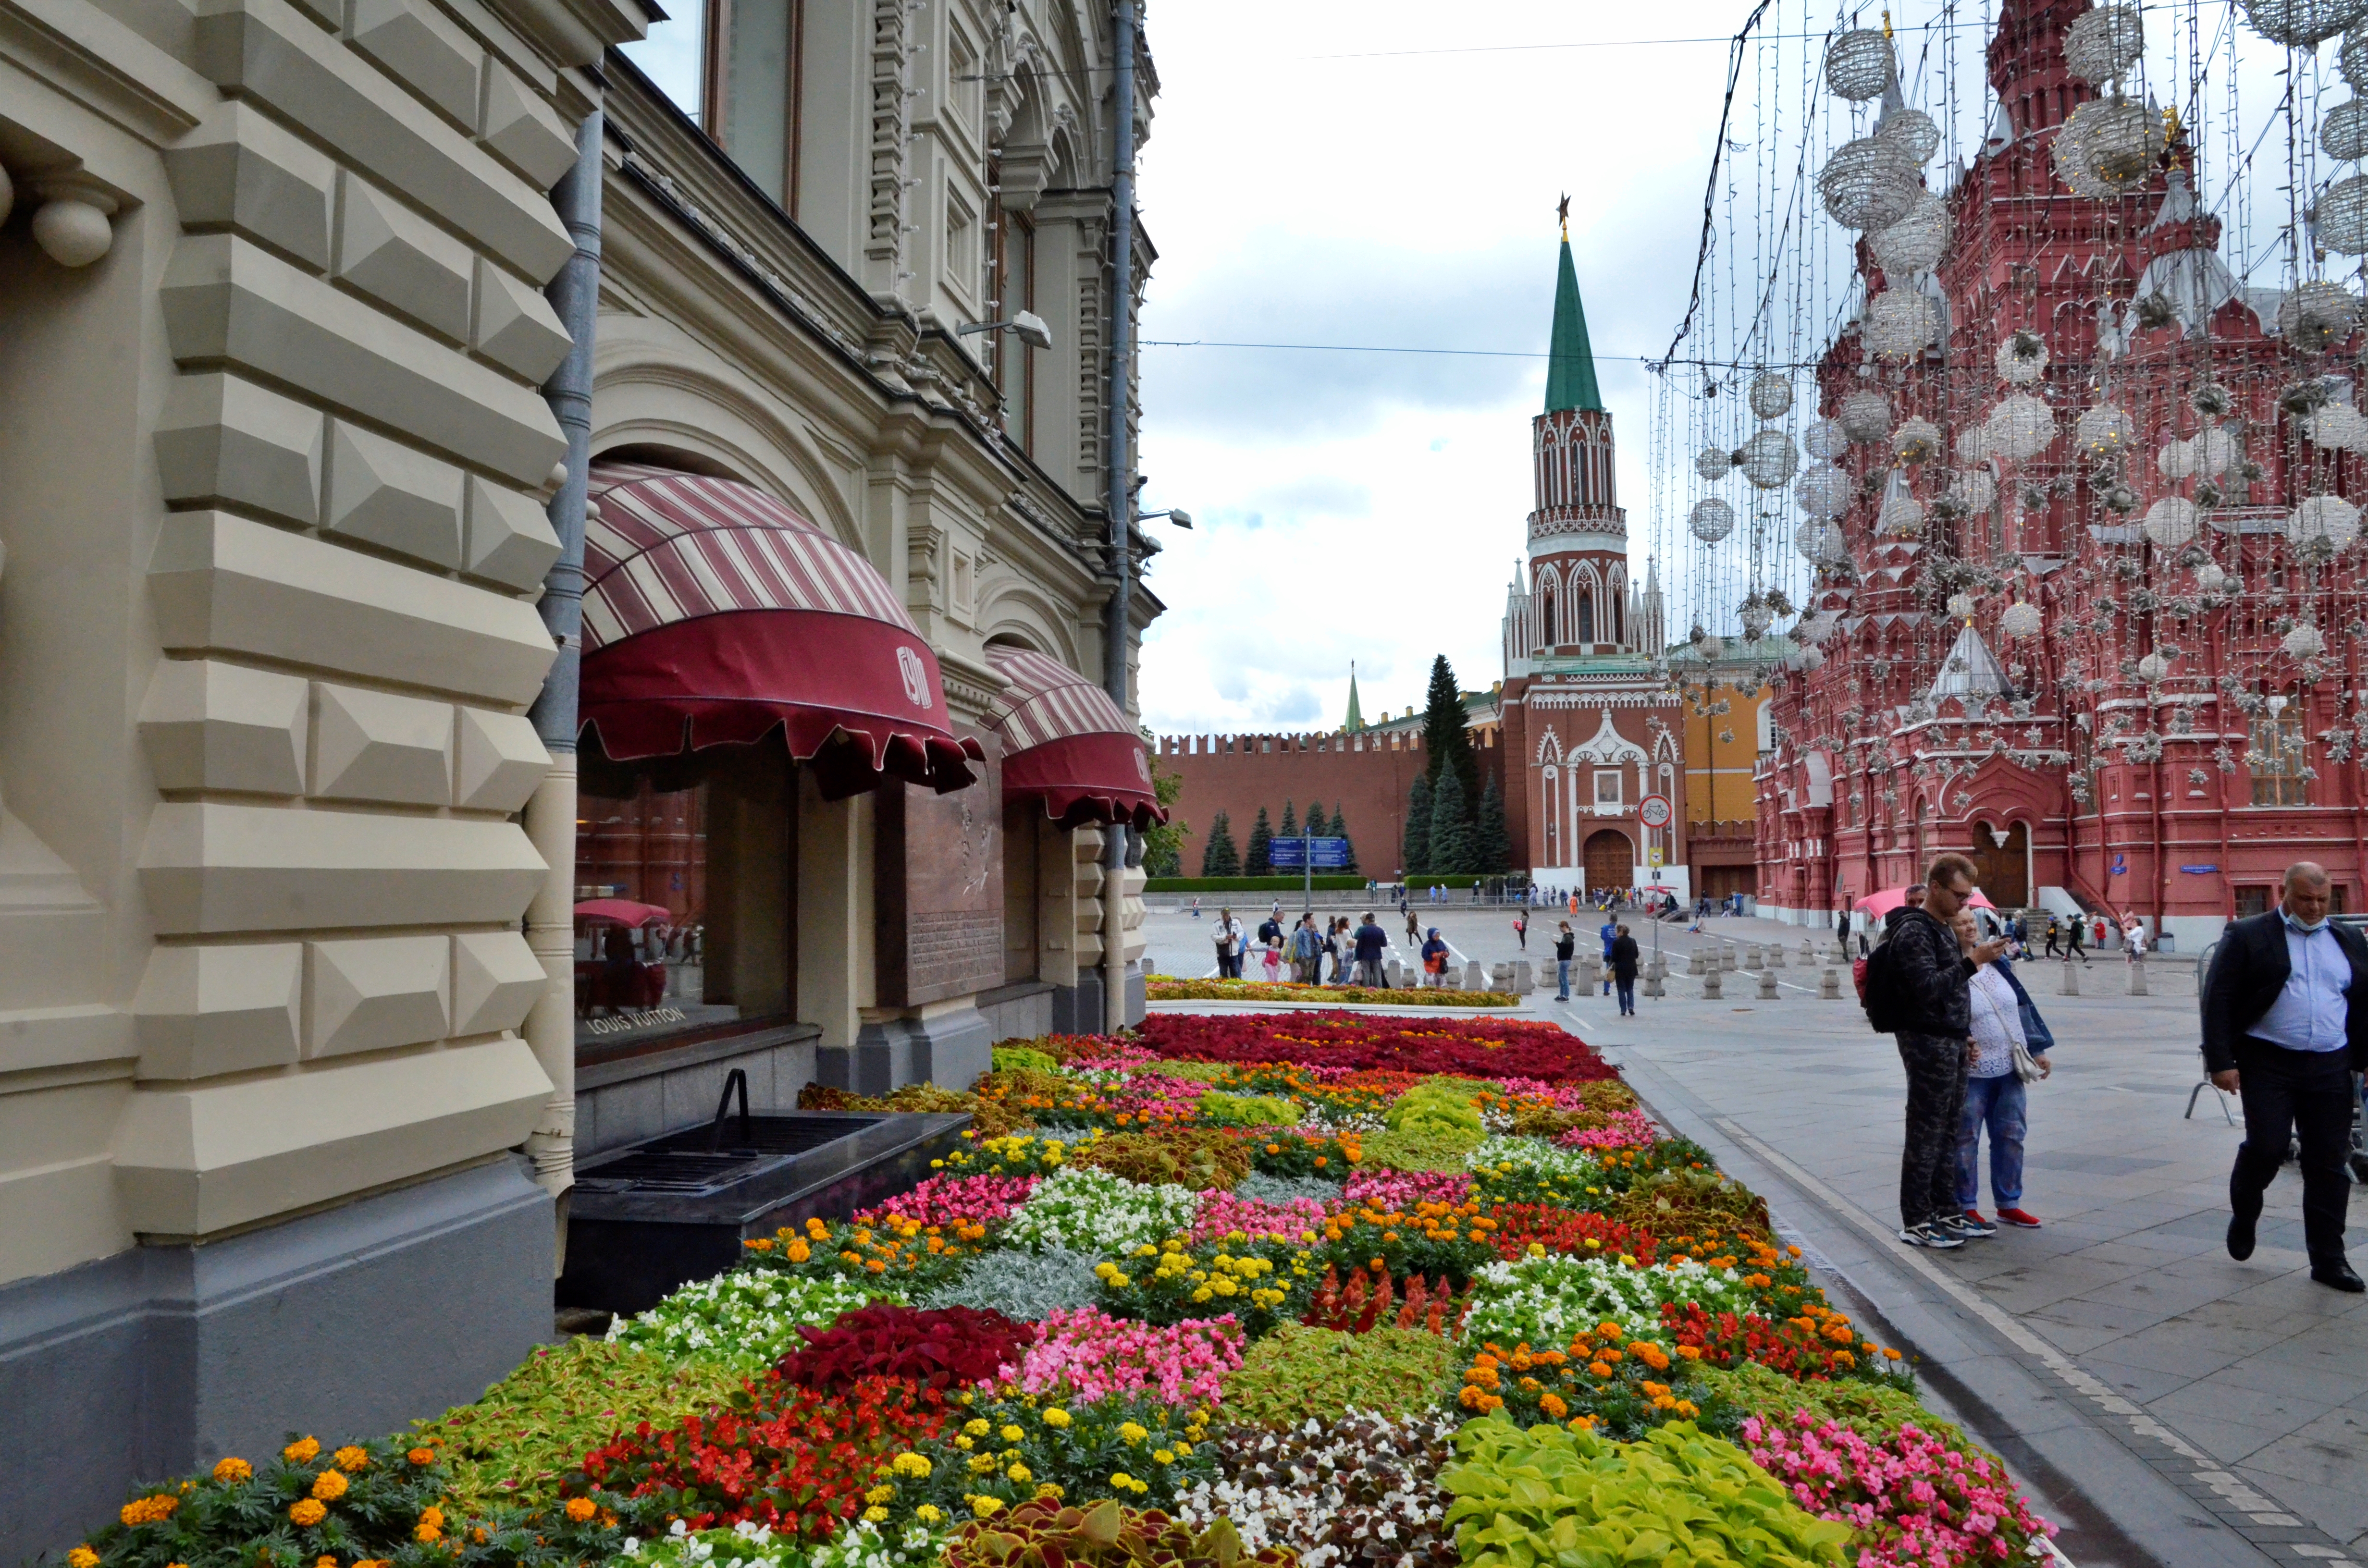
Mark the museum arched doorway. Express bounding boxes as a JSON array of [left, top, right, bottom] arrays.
[[1583, 829, 1631, 894]]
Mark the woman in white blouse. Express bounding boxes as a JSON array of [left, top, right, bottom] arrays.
[[1952, 909, 2053, 1233]]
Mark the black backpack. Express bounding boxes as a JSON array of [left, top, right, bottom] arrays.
[[1860, 928, 1911, 1033]]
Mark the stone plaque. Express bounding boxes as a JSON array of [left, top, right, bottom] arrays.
[[875, 723, 1003, 1006]]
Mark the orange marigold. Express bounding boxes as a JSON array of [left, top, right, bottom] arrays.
[[565, 1498, 597, 1523], [333, 1446, 370, 1473], [310, 1471, 349, 1502], [407, 1448, 436, 1466], [283, 1437, 321, 1465], [66, 1550, 99, 1568], [211, 1458, 253, 1484], [289, 1499, 327, 1528]]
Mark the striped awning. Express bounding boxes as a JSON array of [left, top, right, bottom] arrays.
[[984, 645, 1165, 828], [578, 463, 981, 795]]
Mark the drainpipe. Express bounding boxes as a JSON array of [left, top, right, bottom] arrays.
[[522, 106, 603, 1258], [1100, 0, 1136, 1034]]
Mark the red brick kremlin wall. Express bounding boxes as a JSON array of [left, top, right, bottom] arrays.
[[1155, 731, 1505, 881]]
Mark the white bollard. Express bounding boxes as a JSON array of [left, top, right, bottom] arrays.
[[2060, 961, 2079, 997], [1744, 944, 1764, 971], [1820, 968, 1842, 1000], [2128, 960, 2148, 997], [1757, 968, 1779, 1000], [1702, 968, 1724, 1000]]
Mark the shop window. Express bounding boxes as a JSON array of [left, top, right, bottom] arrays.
[[2249, 709, 2306, 807], [574, 742, 794, 1054]]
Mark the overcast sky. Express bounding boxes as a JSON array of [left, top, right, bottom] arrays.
[[619, 3, 2306, 739]]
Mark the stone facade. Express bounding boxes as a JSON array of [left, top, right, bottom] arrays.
[[0, 0, 1154, 1547]]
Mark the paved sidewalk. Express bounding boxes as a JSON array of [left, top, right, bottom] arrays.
[[1139, 908, 2368, 1566]]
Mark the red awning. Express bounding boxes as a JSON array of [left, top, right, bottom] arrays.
[[984, 645, 1165, 829], [579, 463, 981, 796]]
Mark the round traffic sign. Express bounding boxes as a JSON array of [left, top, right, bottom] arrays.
[[1639, 794, 1673, 829]]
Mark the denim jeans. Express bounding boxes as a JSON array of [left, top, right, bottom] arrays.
[[1955, 1071, 2027, 1208], [1615, 979, 1636, 1014], [1555, 959, 1572, 998]]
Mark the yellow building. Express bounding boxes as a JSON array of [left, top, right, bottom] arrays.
[[1669, 642, 1786, 904]]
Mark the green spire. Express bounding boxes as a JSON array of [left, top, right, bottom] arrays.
[[1343, 662, 1365, 732], [1544, 238, 1604, 414]]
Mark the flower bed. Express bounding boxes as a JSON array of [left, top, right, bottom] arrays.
[[64, 1010, 2050, 1568], [1145, 978, 1518, 1008]]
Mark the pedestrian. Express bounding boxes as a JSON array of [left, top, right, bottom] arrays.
[[1258, 908, 1284, 952], [1953, 906, 2053, 1232], [2042, 916, 2062, 960], [1877, 854, 2008, 1250], [1598, 913, 1617, 996], [1404, 906, 1421, 948], [1553, 921, 1576, 1002], [1321, 917, 1344, 984], [1610, 923, 1640, 1016], [1513, 911, 1528, 950], [1191, 896, 1200, 919], [1259, 929, 1284, 983], [1836, 906, 1850, 949], [1213, 907, 1243, 979], [2064, 916, 2087, 963], [1420, 927, 1451, 988], [1289, 914, 1322, 984], [1353, 911, 1388, 988], [2123, 919, 2146, 965], [2204, 861, 2368, 1292]]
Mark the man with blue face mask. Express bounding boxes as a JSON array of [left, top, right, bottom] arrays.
[[2204, 861, 2368, 1292]]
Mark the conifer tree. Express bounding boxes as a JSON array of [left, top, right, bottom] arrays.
[[1199, 810, 1240, 877], [1402, 774, 1432, 876], [1245, 806, 1274, 876], [1304, 802, 1330, 840], [1421, 654, 1480, 807], [1428, 766, 1474, 875], [1475, 775, 1512, 874], [1329, 803, 1358, 873], [1278, 800, 1298, 844]]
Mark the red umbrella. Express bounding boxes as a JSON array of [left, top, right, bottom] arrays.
[[1854, 884, 1997, 921], [574, 898, 672, 926]]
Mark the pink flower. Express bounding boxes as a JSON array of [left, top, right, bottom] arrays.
[[1554, 1109, 1663, 1150], [1191, 1192, 1333, 1245], [1342, 1169, 1473, 1209], [1010, 1308, 1243, 1406], [855, 1173, 1040, 1230], [1747, 1410, 2055, 1568]]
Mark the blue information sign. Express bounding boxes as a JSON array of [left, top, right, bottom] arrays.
[[1269, 836, 1350, 869]]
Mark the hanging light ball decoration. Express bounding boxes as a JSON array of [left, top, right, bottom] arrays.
[[2242, 0, 2368, 49], [1795, 462, 1852, 520], [2063, 4, 2144, 84], [1695, 446, 1738, 481], [2194, 424, 2239, 476], [2192, 381, 2236, 417], [1739, 598, 1777, 639], [1946, 591, 1977, 620], [2074, 403, 2134, 456], [1878, 487, 1926, 538], [2136, 652, 2171, 684], [1838, 390, 1893, 442], [2344, 23, 2368, 86], [2157, 437, 2200, 481], [2001, 600, 2043, 638], [1869, 193, 1950, 277], [1876, 107, 1942, 165], [2317, 175, 2368, 255], [1796, 646, 1826, 673], [2326, 99, 2368, 162], [2197, 562, 2231, 593], [1747, 373, 1794, 421], [2278, 280, 2364, 344], [1795, 519, 1836, 562], [1947, 467, 1999, 514], [1819, 136, 1921, 231], [1825, 27, 1897, 100], [1803, 417, 1847, 460], [1864, 290, 1937, 360], [1695, 633, 1725, 661], [1892, 416, 1943, 465], [1985, 393, 2059, 461], [2290, 493, 2364, 549], [2080, 98, 2169, 187], [2144, 496, 2201, 548], [1995, 330, 2049, 385], [2310, 400, 2368, 450], [1689, 497, 1738, 543], [1736, 429, 1800, 489], [2284, 620, 2329, 659]]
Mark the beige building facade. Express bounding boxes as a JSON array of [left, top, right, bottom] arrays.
[[0, 0, 1156, 1547]]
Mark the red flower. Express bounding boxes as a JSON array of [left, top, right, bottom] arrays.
[[1130, 1014, 1616, 1083]]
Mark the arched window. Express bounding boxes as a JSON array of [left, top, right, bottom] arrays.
[[1576, 592, 1595, 644], [1539, 587, 1558, 647], [2251, 704, 2307, 806]]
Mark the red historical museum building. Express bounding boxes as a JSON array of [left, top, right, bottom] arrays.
[[1756, 0, 2368, 950]]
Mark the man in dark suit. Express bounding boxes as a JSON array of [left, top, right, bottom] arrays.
[[2204, 861, 2368, 1292]]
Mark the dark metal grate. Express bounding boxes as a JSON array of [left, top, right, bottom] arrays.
[[642, 1115, 885, 1159], [575, 1114, 893, 1195]]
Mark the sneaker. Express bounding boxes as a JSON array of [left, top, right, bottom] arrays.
[[1954, 1210, 2000, 1237], [1898, 1222, 1965, 1250], [1996, 1208, 2042, 1228]]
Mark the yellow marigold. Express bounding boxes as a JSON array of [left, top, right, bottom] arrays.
[[212, 1458, 253, 1484], [1109, 1472, 1136, 1490], [289, 1499, 327, 1528], [333, 1446, 370, 1473], [565, 1497, 597, 1522], [283, 1437, 321, 1465], [1035, 1483, 1064, 1501], [891, 1452, 933, 1479], [1007, 1464, 1033, 1484], [67, 1550, 99, 1568], [310, 1471, 349, 1502], [916, 1506, 945, 1526], [971, 1496, 1003, 1519], [1040, 1408, 1072, 1429], [1117, 1422, 1147, 1445], [999, 1424, 1024, 1444], [863, 1506, 890, 1523], [407, 1447, 436, 1466], [865, 1485, 896, 1505]]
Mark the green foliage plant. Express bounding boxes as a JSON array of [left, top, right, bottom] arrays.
[[993, 1045, 1063, 1076], [1439, 1414, 1851, 1568], [1196, 1091, 1303, 1128], [1219, 1324, 1460, 1429], [417, 1337, 746, 1516], [1358, 1125, 1484, 1174], [1383, 1081, 1484, 1137], [1690, 1361, 1944, 1447]]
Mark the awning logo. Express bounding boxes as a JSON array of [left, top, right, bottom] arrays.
[[1134, 749, 1152, 784], [897, 646, 931, 709]]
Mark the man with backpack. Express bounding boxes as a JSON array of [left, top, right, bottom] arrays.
[[1862, 854, 2010, 1250]]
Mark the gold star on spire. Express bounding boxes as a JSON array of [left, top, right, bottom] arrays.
[[1557, 192, 1570, 241]]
